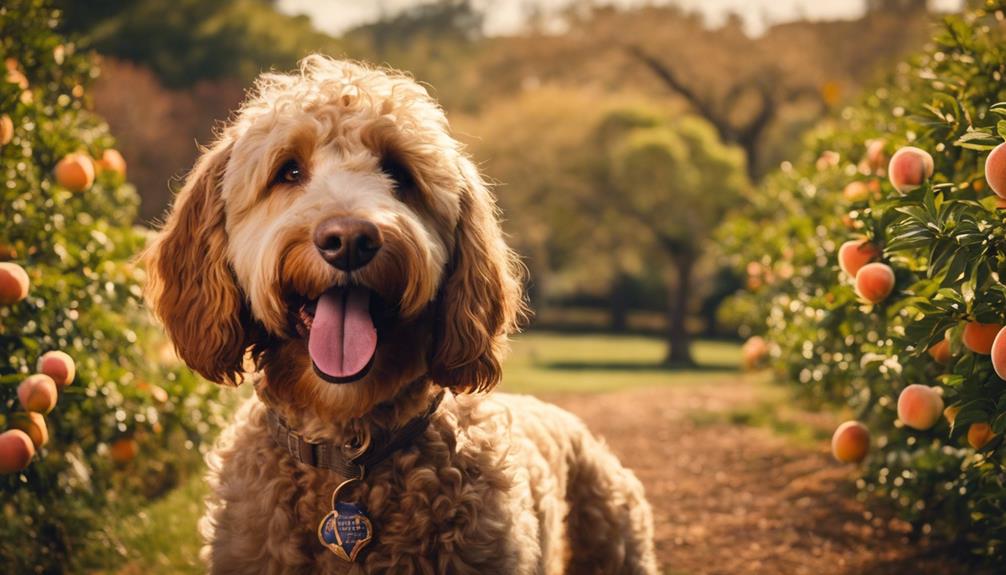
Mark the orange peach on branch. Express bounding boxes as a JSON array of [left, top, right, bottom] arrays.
[[887, 146, 933, 193], [897, 384, 944, 431], [10, 412, 49, 449], [985, 142, 1006, 199], [54, 152, 95, 192], [831, 421, 870, 463], [0, 261, 29, 304], [0, 114, 12, 146], [927, 338, 952, 365], [0, 429, 35, 474], [968, 423, 996, 450], [96, 148, 126, 178], [838, 239, 880, 277], [37, 351, 75, 389], [17, 374, 58, 414], [854, 262, 894, 303], [963, 322, 1002, 355], [991, 326, 1006, 379]]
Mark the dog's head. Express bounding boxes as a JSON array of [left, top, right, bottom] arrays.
[[145, 57, 524, 417]]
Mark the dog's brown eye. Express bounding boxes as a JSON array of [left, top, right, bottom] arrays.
[[380, 155, 416, 196], [273, 159, 304, 186]]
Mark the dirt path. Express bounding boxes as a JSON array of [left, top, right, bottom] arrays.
[[545, 380, 971, 575]]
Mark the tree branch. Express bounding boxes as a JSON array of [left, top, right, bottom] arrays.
[[621, 43, 732, 141], [623, 44, 828, 181]]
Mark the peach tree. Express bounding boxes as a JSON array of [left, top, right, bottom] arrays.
[[718, 0, 1006, 561], [0, 1, 227, 571]]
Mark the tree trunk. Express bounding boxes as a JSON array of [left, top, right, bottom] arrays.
[[609, 272, 631, 333], [665, 252, 696, 366]]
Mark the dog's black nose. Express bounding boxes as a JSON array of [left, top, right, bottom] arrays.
[[314, 217, 383, 271]]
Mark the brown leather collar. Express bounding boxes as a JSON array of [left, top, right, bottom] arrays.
[[266, 390, 445, 477]]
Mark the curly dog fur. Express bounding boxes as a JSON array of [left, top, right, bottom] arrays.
[[145, 56, 657, 574]]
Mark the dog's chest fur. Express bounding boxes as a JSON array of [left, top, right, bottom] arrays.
[[200, 392, 581, 574]]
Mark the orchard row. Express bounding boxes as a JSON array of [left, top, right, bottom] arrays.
[[0, 144, 134, 475], [744, 140, 1006, 463]]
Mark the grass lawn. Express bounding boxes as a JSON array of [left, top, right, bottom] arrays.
[[95, 331, 741, 573], [94, 476, 210, 574], [502, 332, 741, 394]]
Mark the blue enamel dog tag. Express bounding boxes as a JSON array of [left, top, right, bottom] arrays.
[[318, 503, 373, 561], [318, 474, 373, 562]]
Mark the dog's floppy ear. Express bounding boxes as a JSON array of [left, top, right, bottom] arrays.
[[144, 140, 252, 385], [431, 157, 526, 393]]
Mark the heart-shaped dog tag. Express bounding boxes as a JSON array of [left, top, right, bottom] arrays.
[[318, 473, 373, 562], [318, 502, 373, 561]]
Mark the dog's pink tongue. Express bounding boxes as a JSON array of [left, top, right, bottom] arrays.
[[308, 287, 377, 379]]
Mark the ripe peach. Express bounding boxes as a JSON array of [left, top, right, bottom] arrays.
[[992, 326, 1006, 379], [742, 336, 769, 370], [985, 142, 1006, 199], [865, 139, 887, 173], [0, 261, 29, 304], [831, 420, 870, 463], [888, 146, 934, 193], [109, 438, 139, 463], [843, 181, 871, 203], [37, 351, 75, 389], [0, 114, 12, 146], [96, 148, 126, 177], [928, 338, 952, 365], [838, 239, 880, 277], [54, 152, 95, 192], [17, 374, 57, 414], [968, 422, 996, 450], [854, 262, 895, 303], [897, 384, 944, 430], [963, 321, 1002, 355], [0, 429, 35, 474], [816, 150, 840, 171], [10, 412, 49, 448]]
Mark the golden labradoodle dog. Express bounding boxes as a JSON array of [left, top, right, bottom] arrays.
[[145, 56, 656, 574]]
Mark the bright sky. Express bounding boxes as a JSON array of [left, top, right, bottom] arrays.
[[278, 0, 964, 37]]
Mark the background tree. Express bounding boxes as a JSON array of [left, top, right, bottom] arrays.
[[466, 89, 676, 330], [459, 87, 600, 310], [477, 4, 932, 180], [604, 112, 748, 364]]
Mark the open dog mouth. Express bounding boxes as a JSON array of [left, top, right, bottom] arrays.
[[292, 286, 384, 384]]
